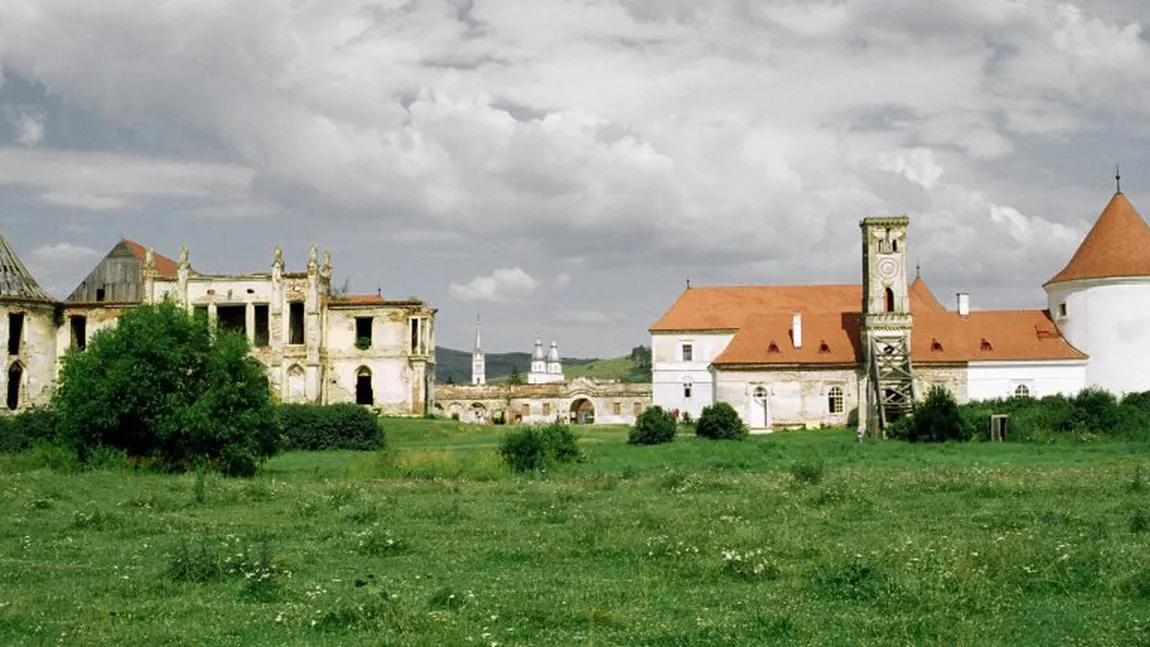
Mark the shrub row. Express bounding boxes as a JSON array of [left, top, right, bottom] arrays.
[[889, 386, 1150, 443], [277, 404, 384, 451], [0, 408, 62, 453]]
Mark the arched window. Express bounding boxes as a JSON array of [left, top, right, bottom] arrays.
[[884, 287, 895, 313], [6, 362, 22, 411], [753, 385, 767, 399], [355, 366, 374, 406], [827, 385, 844, 414], [1014, 384, 1030, 398], [683, 378, 693, 399]]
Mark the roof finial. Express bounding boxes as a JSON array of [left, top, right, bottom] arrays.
[[1117, 164, 1123, 194], [686, 276, 691, 289], [915, 262, 921, 280]]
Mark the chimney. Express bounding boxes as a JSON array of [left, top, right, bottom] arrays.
[[957, 292, 970, 317], [792, 312, 803, 349]]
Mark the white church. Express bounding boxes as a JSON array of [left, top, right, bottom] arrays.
[[649, 186, 1150, 435]]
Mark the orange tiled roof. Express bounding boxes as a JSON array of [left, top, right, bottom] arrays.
[[1046, 192, 1150, 285], [122, 239, 182, 279], [661, 279, 1085, 366], [649, 284, 861, 332]]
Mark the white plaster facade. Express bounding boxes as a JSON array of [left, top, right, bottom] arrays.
[[650, 332, 734, 419], [1045, 278, 1150, 396]]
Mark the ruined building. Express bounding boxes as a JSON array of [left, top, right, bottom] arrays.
[[0, 239, 436, 414]]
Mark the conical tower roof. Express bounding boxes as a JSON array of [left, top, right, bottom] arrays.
[[0, 234, 52, 301], [1046, 192, 1150, 286]]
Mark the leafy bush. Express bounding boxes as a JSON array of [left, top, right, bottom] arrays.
[[900, 385, 970, 443], [538, 423, 582, 463], [499, 424, 582, 473], [499, 427, 548, 473], [954, 389, 1150, 443], [54, 301, 278, 476], [695, 402, 746, 440], [278, 404, 383, 451], [628, 406, 676, 445], [0, 408, 61, 453]]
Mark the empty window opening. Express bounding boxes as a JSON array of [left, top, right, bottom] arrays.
[[355, 367, 374, 406], [96, 287, 106, 302], [409, 317, 425, 354], [1014, 384, 1030, 398], [216, 305, 246, 335], [253, 305, 270, 347], [70, 315, 88, 350], [892, 240, 899, 253], [753, 386, 768, 399], [6, 362, 22, 411], [828, 386, 845, 414], [884, 287, 895, 313], [356, 317, 373, 349], [683, 380, 693, 399], [681, 343, 694, 362], [7, 313, 23, 355], [289, 302, 305, 345]]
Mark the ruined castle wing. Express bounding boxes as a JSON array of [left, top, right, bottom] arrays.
[[0, 234, 52, 302]]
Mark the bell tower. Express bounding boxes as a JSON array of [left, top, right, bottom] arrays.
[[860, 216, 915, 436]]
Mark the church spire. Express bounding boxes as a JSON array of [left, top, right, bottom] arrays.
[[470, 314, 486, 386], [474, 314, 482, 351]]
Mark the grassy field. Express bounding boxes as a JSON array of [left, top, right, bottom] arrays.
[[4, 420, 1150, 645]]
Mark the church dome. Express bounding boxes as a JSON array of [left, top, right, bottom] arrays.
[[1046, 192, 1150, 286]]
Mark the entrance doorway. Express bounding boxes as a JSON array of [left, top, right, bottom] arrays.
[[355, 367, 374, 406], [570, 398, 595, 425], [748, 385, 770, 430]]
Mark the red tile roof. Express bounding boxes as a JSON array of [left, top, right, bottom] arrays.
[[122, 239, 182, 279], [658, 278, 1085, 366], [1046, 192, 1150, 285]]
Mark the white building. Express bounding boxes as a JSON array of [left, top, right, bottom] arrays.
[[649, 188, 1150, 434], [527, 337, 564, 384]]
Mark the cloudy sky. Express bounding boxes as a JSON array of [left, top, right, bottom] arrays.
[[2, 0, 1149, 358]]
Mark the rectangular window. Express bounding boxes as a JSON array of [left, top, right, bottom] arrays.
[[253, 305, 270, 347], [356, 317, 373, 349], [216, 305, 246, 335], [70, 315, 88, 350], [521, 403, 530, 417], [683, 382, 693, 399], [681, 343, 693, 362], [633, 402, 643, 415], [613, 402, 622, 415], [7, 313, 23, 355], [1059, 302, 1067, 318], [542, 402, 551, 417], [96, 287, 106, 302], [289, 302, 305, 345]]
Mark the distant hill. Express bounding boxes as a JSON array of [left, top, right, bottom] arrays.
[[434, 347, 649, 384]]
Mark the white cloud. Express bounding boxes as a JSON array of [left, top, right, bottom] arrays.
[[555, 309, 626, 325], [38, 192, 127, 211], [29, 242, 100, 263], [11, 112, 44, 146], [555, 272, 572, 287], [449, 267, 538, 303]]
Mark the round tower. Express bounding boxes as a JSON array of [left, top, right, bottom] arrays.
[[546, 341, 563, 377], [528, 336, 547, 384], [1045, 186, 1150, 395]]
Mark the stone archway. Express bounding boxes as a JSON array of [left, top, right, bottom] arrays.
[[468, 402, 487, 424], [570, 398, 595, 425]]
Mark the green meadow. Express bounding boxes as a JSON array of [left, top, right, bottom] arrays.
[[3, 420, 1150, 646]]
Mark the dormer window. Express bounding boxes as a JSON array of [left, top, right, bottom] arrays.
[[931, 338, 943, 352], [818, 341, 830, 353], [980, 338, 993, 352], [767, 341, 780, 353]]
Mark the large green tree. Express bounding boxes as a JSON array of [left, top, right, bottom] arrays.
[[55, 301, 278, 476]]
